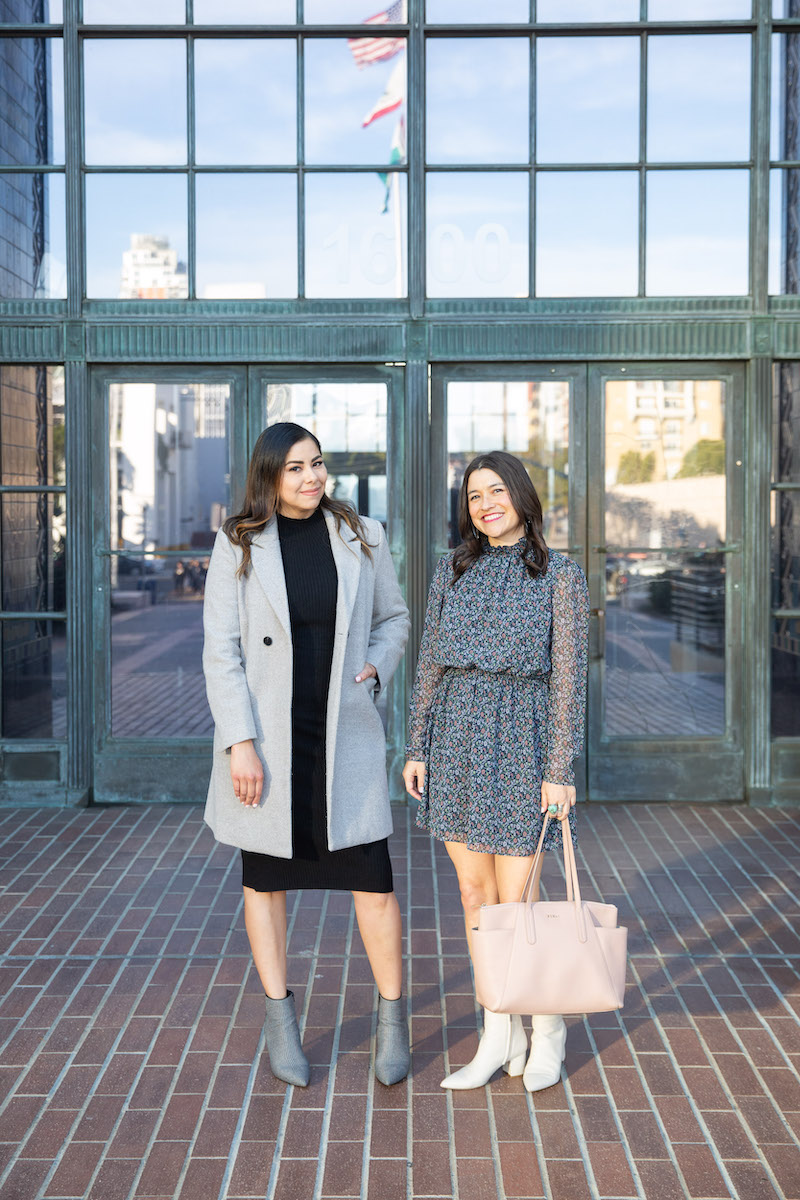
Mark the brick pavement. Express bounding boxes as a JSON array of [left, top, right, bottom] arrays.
[[0, 802, 799, 1200]]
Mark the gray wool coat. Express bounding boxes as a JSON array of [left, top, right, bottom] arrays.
[[202, 510, 410, 857]]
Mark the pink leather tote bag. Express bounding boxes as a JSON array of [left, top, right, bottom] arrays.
[[471, 814, 627, 1016]]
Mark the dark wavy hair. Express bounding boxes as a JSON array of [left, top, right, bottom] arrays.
[[452, 450, 549, 581], [223, 422, 374, 576]]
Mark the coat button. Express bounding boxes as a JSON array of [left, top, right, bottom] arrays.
[[263, 636, 272, 646]]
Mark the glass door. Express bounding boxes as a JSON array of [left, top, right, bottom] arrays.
[[249, 365, 407, 793], [430, 364, 588, 794], [587, 365, 744, 801], [91, 366, 248, 803]]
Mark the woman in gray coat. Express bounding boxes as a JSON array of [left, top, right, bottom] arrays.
[[203, 422, 411, 1088]]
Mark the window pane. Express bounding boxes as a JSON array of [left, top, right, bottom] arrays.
[[427, 172, 528, 297], [305, 40, 405, 165], [194, 0, 295, 19], [305, 172, 406, 298], [647, 35, 751, 163], [264, 382, 387, 521], [603, 554, 725, 737], [427, 0, 528, 20], [2, 493, 65, 612], [195, 40, 296, 165], [426, 39, 529, 164], [0, 39, 63, 165], [446, 380, 570, 548], [109, 564, 211, 738], [83, 0, 186, 21], [536, 171, 638, 297], [1, 619, 65, 738], [772, 615, 800, 737], [649, 0, 750, 14], [196, 174, 297, 298], [536, 38, 638, 164], [646, 170, 749, 295], [108, 381, 230, 553], [770, 167, 789, 295], [304, 1, 406, 20], [0, 1, 62, 20], [0, 173, 66, 299], [0, 366, 64, 488], [774, 364, 800, 485], [84, 40, 186, 165], [772, 366, 800, 735], [537, 0, 639, 18], [86, 174, 187, 298]]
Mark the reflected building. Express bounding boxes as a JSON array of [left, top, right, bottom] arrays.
[[120, 234, 187, 300]]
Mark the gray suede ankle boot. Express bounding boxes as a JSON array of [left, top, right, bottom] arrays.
[[264, 991, 310, 1087], [375, 995, 410, 1086]]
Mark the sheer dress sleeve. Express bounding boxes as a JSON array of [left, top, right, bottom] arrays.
[[405, 554, 451, 760], [543, 558, 590, 787]]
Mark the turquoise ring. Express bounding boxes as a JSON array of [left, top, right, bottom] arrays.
[[547, 803, 559, 815]]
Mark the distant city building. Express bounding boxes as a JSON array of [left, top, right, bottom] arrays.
[[120, 234, 187, 300]]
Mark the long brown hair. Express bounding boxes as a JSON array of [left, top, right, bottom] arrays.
[[452, 450, 549, 581], [223, 422, 374, 576]]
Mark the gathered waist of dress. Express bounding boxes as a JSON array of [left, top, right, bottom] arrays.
[[441, 664, 550, 684]]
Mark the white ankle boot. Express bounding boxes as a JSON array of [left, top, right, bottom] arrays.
[[441, 1009, 527, 1090], [523, 1015, 567, 1092]]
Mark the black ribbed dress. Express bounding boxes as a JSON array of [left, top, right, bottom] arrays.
[[241, 506, 393, 893]]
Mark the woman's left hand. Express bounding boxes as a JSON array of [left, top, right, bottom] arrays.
[[355, 662, 377, 683], [541, 780, 576, 822]]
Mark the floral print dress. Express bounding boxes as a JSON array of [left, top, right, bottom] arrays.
[[406, 541, 589, 855]]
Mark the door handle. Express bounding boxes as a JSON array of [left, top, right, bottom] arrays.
[[589, 608, 605, 660]]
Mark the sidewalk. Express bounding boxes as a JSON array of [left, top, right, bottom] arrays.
[[0, 801, 799, 1200]]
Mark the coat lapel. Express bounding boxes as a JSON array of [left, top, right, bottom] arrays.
[[325, 510, 362, 638], [249, 520, 291, 637]]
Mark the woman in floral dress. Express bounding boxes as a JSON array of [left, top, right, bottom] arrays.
[[402, 450, 589, 1092]]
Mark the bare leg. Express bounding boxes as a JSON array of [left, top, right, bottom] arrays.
[[494, 852, 535, 904], [443, 841, 499, 958], [352, 890, 403, 1000], [243, 886, 288, 999]]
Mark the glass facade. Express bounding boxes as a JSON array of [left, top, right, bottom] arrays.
[[0, 1, 797, 805]]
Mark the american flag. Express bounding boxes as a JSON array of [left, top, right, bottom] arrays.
[[347, 2, 406, 69]]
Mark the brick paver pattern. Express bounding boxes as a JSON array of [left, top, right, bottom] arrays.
[[0, 802, 799, 1200]]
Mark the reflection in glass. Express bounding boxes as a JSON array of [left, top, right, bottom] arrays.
[[0, 39, 64, 164], [647, 35, 751, 163], [0, 365, 64, 488], [304, 0, 406, 20], [536, 38, 638, 165], [195, 40, 296, 165], [771, 33, 785, 163], [771, 365, 800, 736], [2, 619, 66, 738], [83, 40, 186, 165], [536, 172, 638, 297], [773, 363, 800, 485], [0, 1, 63, 19], [605, 379, 726, 547], [194, 0, 295, 20], [426, 172, 527, 298], [446, 380, 570, 548], [646, 170, 749, 295], [305, 41, 406, 166], [603, 553, 725, 737], [426, 39, 529, 164], [109, 566, 212, 738], [85, 174, 187, 298], [83, 0, 185, 21], [772, 616, 800, 737], [769, 168, 785, 296], [0, 173, 66, 299], [108, 381, 230, 553], [2, 494, 65, 612], [305, 173, 406, 298], [265, 382, 387, 522], [649, 0, 750, 15], [196, 174, 297, 299], [427, 0, 528, 20], [537, 0, 639, 21]]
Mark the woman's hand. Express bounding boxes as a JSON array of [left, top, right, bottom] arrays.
[[355, 662, 377, 683], [541, 780, 576, 822], [230, 740, 263, 807], [402, 760, 426, 801]]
